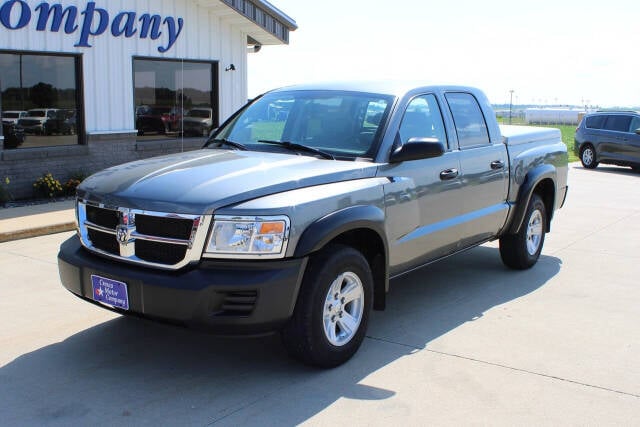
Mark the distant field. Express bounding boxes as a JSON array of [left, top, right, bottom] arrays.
[[498, 118, 578, 162]]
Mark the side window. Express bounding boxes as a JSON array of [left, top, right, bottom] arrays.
[[398, 94, 447, 146], [604, 115, 632, 133], [630, 117, 640, 133], [585, 115, 605, 129], [445, 92, 490, 148]]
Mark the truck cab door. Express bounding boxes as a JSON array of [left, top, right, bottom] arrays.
[[379, 93, 464, 275], [444, 92, 509, 246]]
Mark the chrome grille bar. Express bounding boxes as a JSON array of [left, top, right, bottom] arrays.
[[77, 200, 211, 270]]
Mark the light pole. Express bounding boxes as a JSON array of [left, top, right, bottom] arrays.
[[509, 89, 515, 124]]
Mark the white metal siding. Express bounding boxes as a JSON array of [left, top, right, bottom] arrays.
[[0, 0, 249, 133]]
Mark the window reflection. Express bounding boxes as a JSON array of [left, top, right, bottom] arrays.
[[134, 59, 216, 140], [0, 53, 80, 149]]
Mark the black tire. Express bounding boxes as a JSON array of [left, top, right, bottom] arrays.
[[281, 244, 373, 368], [580, 144, 598, 169], [500, 194, 546, 270]]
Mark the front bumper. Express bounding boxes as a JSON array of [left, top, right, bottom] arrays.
[[58, 235, 308, 334], [22, 125, 44, 134]]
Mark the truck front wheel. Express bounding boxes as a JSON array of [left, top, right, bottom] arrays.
[[500, 194, 546, 270], [281, 244, 373, 368]]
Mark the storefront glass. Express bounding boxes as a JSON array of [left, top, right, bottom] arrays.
[[0, 52, 81, 149], [134, 58, 217, 140]]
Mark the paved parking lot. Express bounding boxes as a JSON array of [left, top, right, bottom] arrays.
[[1, 164, 639, 425]]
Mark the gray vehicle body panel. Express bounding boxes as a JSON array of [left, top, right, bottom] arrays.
[[78, 150, 379, 214], [73, 83, 568, 304]]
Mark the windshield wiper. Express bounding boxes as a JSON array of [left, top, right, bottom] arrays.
[[258, 140, 335, 160], [206, 138, 248, 151]]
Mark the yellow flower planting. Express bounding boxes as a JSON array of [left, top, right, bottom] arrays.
[[33, 173, 63, 199]]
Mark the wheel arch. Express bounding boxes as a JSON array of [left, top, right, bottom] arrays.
[[293, 205, 389, 311], [508, 165, 557, 234]]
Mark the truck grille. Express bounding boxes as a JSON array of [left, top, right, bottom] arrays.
[[77, 201, 211, 270]]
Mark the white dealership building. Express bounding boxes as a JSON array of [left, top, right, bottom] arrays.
[[0, 0, 296, 198]]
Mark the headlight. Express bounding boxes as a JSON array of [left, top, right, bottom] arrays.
[[204, 215, 290, 259]]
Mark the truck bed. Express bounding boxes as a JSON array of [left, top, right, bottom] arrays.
[[500, 124, 561, 146]]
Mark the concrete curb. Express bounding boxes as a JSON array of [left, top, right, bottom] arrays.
[[0, 222, 76, 243], [0, 200, 76, 243]]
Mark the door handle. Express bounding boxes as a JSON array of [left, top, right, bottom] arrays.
[[491, 160, 505, 170], [439, 168, 459, 180]]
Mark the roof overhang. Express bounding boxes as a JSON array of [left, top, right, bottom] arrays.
[[194, 0, 297, 46]]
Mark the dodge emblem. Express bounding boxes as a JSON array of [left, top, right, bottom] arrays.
[[116, 225, 130, 244]]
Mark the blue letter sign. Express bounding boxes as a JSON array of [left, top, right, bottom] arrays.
[[0, 0, 184, 53]]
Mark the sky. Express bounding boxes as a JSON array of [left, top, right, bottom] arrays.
[[248, 0, 640, 108]]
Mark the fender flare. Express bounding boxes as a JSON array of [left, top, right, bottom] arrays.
[[294, 205, 388, 258], [508, 164, 557, 234], [293, 205, 389, 310]]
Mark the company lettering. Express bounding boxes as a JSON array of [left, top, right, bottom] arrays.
[[98, 279, 114, 288], [0, 0, 184, 53]]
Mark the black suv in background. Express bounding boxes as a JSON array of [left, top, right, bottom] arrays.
[[574, 111, 640, 171]]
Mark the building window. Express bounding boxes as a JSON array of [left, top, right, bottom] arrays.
[[0, 52, 82, 149], [133, 58, 217, 140]]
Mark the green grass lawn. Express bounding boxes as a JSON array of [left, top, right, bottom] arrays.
[[498, 118, 578, 162]]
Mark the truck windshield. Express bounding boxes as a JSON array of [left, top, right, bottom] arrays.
[[213, 90, 394, 159]]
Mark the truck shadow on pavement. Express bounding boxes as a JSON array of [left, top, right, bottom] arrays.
[[0, 246, 561, 425]]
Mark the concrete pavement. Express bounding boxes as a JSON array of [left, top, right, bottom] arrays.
[[0, 163, 639, 425]]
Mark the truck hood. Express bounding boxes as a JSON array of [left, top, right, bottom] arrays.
[[78, 149, 379, 214]]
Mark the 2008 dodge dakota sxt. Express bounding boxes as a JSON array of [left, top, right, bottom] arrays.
[[58, 83, 568, 367]]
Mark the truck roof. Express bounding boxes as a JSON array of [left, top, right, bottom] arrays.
[[268, 82, 481, 98]]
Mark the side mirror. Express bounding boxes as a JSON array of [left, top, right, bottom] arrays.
[[635, 128, 640, 135], [389, 137, 445, 163]]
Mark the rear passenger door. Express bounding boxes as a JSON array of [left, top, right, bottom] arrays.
[[599, 115, 632, 162], [444, 92, 509, 247]]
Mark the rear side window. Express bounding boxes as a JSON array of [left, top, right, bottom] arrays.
[[604, 115, 632, 132], [585, 115, 605, 129], [445, 92, 490, 148]]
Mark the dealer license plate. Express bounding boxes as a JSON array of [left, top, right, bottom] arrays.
[[91, 275, 129, 310]]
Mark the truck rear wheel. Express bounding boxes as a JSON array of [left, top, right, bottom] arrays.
[[281, 244, 373, 368], [500, 194, 546, 270]]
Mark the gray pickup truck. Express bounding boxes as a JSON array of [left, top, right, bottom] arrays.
[[58, 83, 568, 367]]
